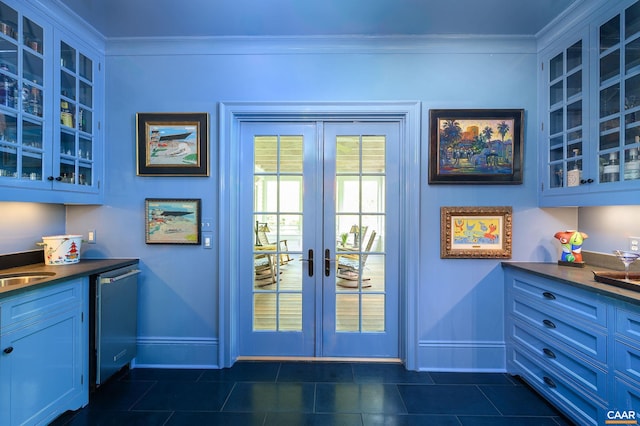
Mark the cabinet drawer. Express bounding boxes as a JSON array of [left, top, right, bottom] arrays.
[[509, 346, 604, 426], [512, 298, 607, 363], [511, 276, 607, 327], [614, 376, 640, 415], [0, 278, 84, 331], [616, 307, 640, 343], [614, 339, 640, 385], [511, 320, 608, 401]]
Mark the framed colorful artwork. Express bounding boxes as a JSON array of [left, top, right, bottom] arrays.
[[136, 112, 209, 176], [429, 109, 524, 184], [145, 198, 201, 244], [440, 206, 512, 259]]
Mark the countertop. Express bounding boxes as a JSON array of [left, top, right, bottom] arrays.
[[503, 262, 640, 304], [0, 258, 139, 298]]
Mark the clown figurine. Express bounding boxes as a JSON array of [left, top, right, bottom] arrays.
[[554, 230, 588, 267]]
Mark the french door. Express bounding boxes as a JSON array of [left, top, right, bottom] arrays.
[[239, 121, 399, 358]]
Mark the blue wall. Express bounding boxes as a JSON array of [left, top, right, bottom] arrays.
[[64, 35, 577, 370]]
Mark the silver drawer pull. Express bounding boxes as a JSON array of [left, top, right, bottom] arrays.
[[542, 291, 556, 300], [543, 319, 556, 329], [542, 348, 556, 359], [543, 376, 557, 388]]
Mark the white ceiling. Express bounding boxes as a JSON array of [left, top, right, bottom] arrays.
[[56, 0, 580, 38]]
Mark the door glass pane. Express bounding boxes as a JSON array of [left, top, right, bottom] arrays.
[[253, 134, 303, 332], [362, 294, 385, 332], [254, 136, 277, 173], [334, 134, 386, 333], [254, 293, 276, 330], [279, 135, 302, 173], [362, 135, 385, 173]]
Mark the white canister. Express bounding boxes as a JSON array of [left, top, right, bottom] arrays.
[[40, 235, 82, 265]]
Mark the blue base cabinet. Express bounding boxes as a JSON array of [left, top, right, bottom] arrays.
[[505, 266, 640, 425], [0, 278, 88, 426]]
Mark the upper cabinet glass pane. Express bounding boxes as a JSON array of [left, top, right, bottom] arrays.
[[0, 3, 17, 41], [567, 41, 582, 71], [627, 38, 640, 74], [23, 17, 43, 54], [601, 15, 620, 52], [601, 50, 621, 83], [79, 53, 92, 82], [60, 41, 75, 71], [550, 52, 563, 82], [625, 0, 640, 39]]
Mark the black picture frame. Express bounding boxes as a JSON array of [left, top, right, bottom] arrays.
[[429, 109, 524, 184], [145, 198, 202, 245], [136, 112, 209, 176]]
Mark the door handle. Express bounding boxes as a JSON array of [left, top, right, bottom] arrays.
[[300, 249, 314, 277], [324, 249, 339, 277]]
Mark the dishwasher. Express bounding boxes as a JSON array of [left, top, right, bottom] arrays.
[[90, 265, 140, 389]]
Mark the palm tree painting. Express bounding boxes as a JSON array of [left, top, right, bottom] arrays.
[[429, 109, 523, 184]]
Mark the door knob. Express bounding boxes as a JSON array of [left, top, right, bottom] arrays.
[[3, 346, 13, 354]]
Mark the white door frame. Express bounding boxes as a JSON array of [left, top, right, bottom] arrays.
[[218, 101, 421, 369]]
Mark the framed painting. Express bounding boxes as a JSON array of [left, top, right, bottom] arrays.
[[145, 198, 201, 244], [429, 109, 524, 184], [440, 206, 512, 259], [136, 112, 209, 176]]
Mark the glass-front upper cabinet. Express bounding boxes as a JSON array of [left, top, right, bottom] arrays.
[[58, 39, 95, 189], [540, 0, 640, 206], [0, 2, 45, 183], [545, 38, 586, 190], [598, 1, 640, 184]]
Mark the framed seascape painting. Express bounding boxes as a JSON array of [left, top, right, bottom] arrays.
[[136, 112, 209, 176], [429, 109, 524, 184], [145, 198, 201, 244], [440, 206, 512, 259]]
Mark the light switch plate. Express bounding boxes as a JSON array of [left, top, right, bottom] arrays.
[[203, 232, 212, 249], [88, 229, 96, 244]]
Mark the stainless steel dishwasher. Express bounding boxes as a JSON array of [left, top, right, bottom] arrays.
[[91, 265, 140, 388]]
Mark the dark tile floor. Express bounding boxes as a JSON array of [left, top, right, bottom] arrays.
[[51, 362, 573, 425]]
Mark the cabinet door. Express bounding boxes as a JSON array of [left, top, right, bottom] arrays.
[[0, 1, 50, 188], [596, 1, 640, 186], [54, 35, 100, 194], [0, 310, 85, 425], [543, 35, 589, 193]]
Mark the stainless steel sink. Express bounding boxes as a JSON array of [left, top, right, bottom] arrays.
[[0, 272, 56, 287]]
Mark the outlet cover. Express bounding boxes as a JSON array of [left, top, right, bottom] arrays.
[[630, 236, 640, 252]]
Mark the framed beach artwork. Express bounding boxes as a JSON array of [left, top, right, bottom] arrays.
[[440, 206, 512, 259], [429, 109, 524, 184], [136, 112, 209, 176], [145, 198, 202, 244]]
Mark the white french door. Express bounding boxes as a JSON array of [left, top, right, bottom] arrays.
[[239, 121, 399, 358]]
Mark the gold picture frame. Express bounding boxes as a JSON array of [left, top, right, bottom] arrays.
[[440, 206, 512, 259]]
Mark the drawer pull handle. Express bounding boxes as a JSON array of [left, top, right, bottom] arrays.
[[543, 319, 556, 329], [543, 376, 557, 388], [3, 346, 13, 354], [543, 348, 556, 359], [542, 292, 556, 300]]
